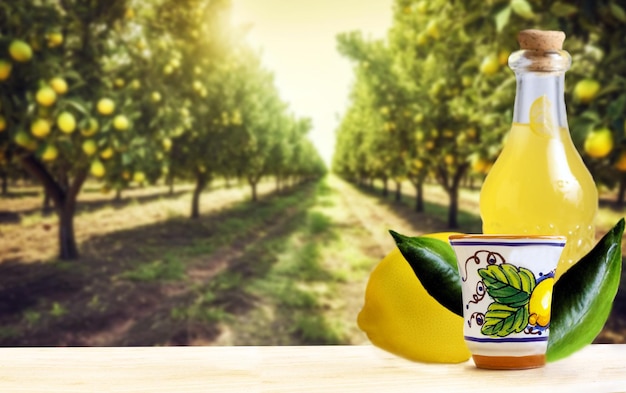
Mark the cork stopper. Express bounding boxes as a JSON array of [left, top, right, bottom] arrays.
[[517, 29, 565, 51], [512, 29, 569, 72]]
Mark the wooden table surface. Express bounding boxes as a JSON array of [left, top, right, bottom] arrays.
[[0, 344, 624, 392]]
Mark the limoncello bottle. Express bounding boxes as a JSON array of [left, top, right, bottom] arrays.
[[480, 30, 598, 278]]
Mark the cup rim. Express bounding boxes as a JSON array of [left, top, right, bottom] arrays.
[[448, 234, 567, 241]]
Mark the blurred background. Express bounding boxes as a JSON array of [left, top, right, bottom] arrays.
[[0, 0, 625, 347]]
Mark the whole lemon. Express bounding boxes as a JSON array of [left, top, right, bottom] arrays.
[[99, 147, 114, 160], [36, 86, 57, 107], [357, 232, 470, 363], [31, 118, 51, 139], [573, 79, 600, 104], [615, 151, 626, 172], [112, 114, 130, 131], [82, 139, 97, 156], [479, 54, 499, 76], [9, 40, 33, 62], [133, 171, 145, 184], [0, 60, 12, 81], [97, 98, 115, 115], [49, 77, 68, 95], [41, 144, 59, 161], [584, 127, 613, 159], [90, 160, 106, 178], [57, 111, 76, 134]]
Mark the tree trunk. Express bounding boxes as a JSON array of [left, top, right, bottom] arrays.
[[190, 173, 208, 219], [446, 165, 469, 229], [1, 170, 7, 196], [275, 175, 281, 193], [448, 187, 459, 228], [414, 180, 424, 212], [382, 177, 388, 197], [58, 201, 78, 259], [167, 174, 174, 195], [115, 188, 122, 202], [394, 180, 402, 202], [249, 176, 259, 202], [617, 175, 626, 209], [42, 189, 52, 215], [20, 155, 87, 260]]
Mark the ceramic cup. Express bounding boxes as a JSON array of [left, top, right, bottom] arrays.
[[449, 234, 566, 370]]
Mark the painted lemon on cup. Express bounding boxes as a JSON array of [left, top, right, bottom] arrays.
[[357, 232, 470, 363], [528, 277, 554, 327]]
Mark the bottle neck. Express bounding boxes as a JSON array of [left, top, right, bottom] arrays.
[[512, 71, 568, 128]]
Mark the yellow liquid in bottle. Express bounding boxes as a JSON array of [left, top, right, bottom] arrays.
[[480, 122, 597, 278]]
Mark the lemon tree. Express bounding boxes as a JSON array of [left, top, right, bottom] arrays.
[[0, 0, 145, 259]]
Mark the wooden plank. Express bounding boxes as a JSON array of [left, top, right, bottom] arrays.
[[0, 345, 624, 392]]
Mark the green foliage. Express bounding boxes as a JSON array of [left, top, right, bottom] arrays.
[[121, 256, 185, 282], [0, 0, 326, 257], [291, 314, 345, 345], [334, 0, 626, 221]]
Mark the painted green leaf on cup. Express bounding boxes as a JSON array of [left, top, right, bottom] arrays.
[[478, 264, 536, 308], [389, 230, 463, 317], [546, 218, 624, 362], [481, 303, 529, 337]]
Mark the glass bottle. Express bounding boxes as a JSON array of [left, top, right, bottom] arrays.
[[479, 30, 598, 278]]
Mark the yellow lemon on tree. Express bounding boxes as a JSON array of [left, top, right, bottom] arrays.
[[82, 139, 97, 156], [113, 114, 130, 131], [615, 151, 626, 172], [584, 127, 613, 159], [9, 40, 33, 62], [133, 171, 146, 184], [479, 54, 499, 76], [425, 20, 439, 39], [80, 118, 99, 137], [498, 50, 510, 66], [46, 31, 64, 48], [99, 147, 114, 160], [162, 137, 172, 151], [36, 86, 57, 107], [31, 118, 51, 139], [0, 60, 12, 81], [57, 111, 76, 134], [49, 77, 68, 95], [357, 232, 470, 363], [470, 154, 490, 174], [41, 144, 59, 161], [528, 277, 554, 328], [97, 98, 115, 115], [14, 130, 32, 148], [90, 160, 106, 178], [573, 79, 600, 104]]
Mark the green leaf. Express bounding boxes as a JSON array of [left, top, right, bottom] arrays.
[[389, 231, 462, 317], [494, 6, 511, 33], [511, 0, 535, 19], [481, 303, 529, 337], [478, 264, 536, 308], [547, 218, 624, 362], [549, 2, 578, 17], [610, 2, 626, 23]]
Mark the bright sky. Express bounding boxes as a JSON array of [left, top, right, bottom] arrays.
[[230, 0, 393, 165]]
